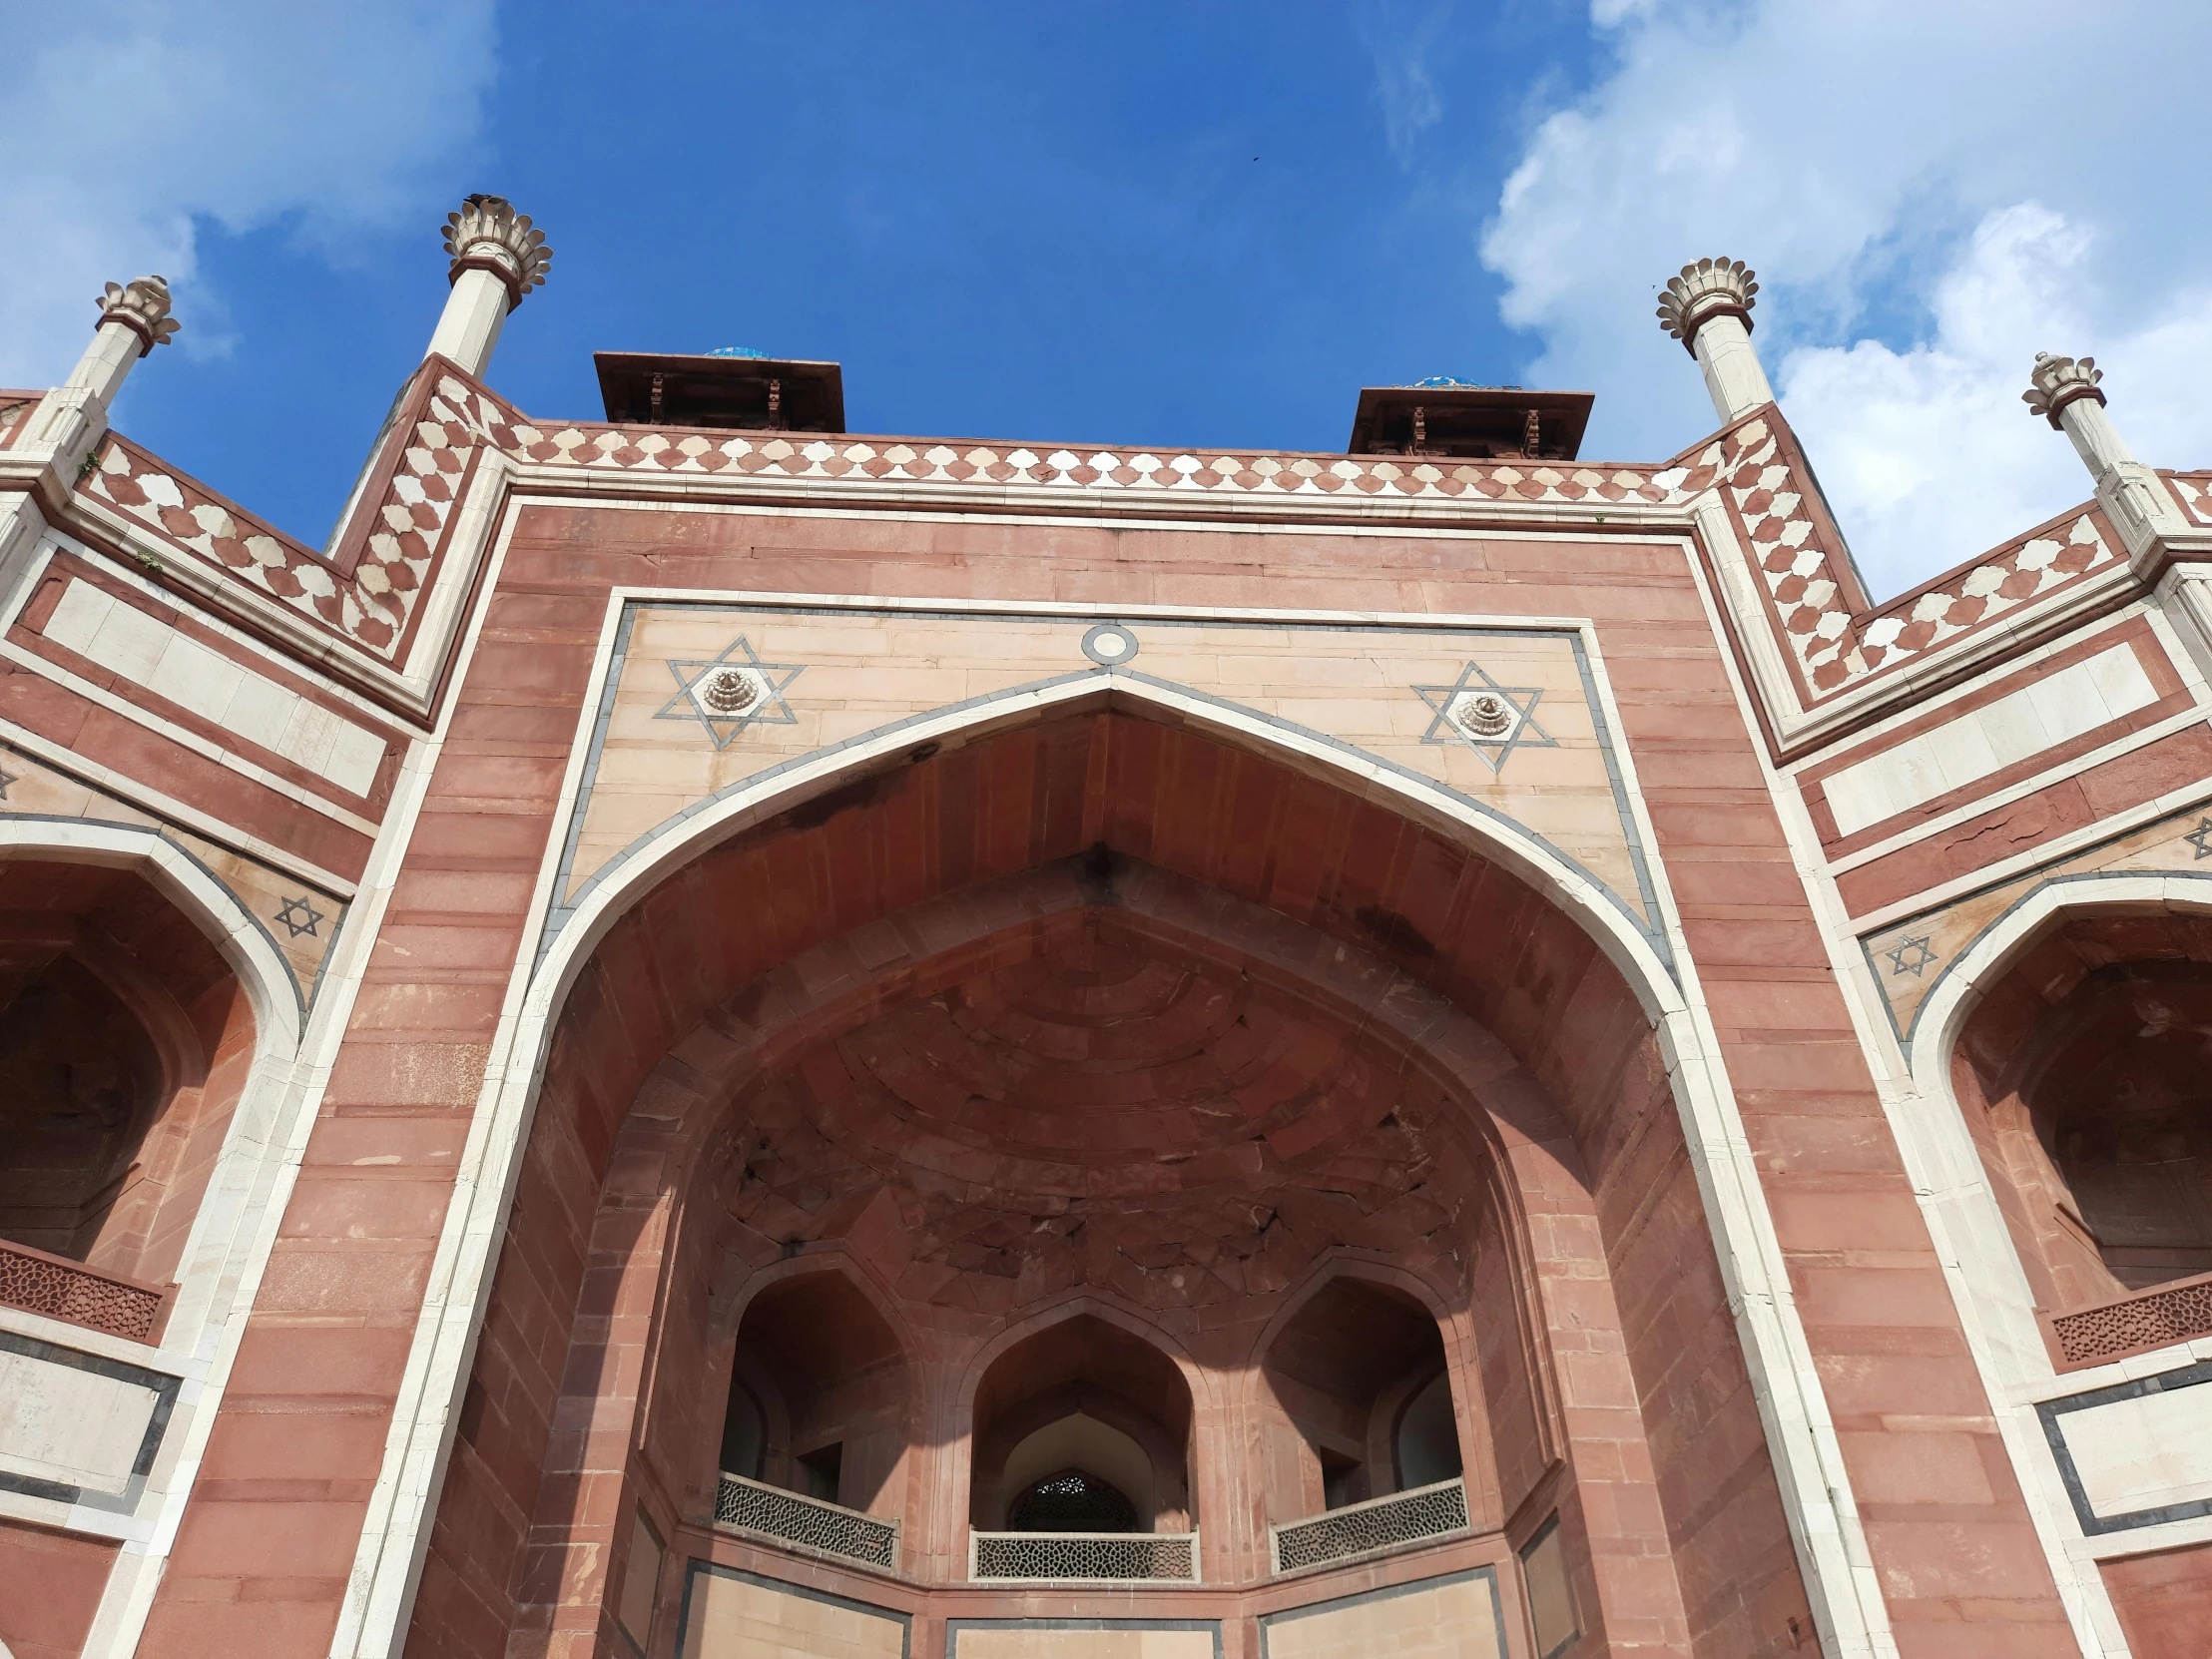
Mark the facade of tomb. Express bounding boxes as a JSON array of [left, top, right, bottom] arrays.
[[3, 205, 2212, 1659]]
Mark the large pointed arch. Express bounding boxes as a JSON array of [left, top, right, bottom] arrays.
[[350, 665, 1900, 1659], [0, 819, 306, 1327]]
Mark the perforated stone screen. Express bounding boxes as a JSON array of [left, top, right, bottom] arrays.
[[714, 1472, 898, 1569], [969, 1530, 1199, 1582], [2048, 1275, 2212, 1369], [1271, 1478, 1469, 1573], [0, 1239, 166, 1343]]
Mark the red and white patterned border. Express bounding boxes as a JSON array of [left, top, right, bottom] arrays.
[[2167, 472, 2212, 527], [62, 370, 2142, 715], [1711, 413, 2116, 701]]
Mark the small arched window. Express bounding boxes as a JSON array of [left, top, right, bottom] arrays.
[[1007, 1467, 1139, 1534]]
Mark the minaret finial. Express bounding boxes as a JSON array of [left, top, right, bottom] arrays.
[[1655, 257, 1774, 425], [2022, 352, 2105, 430], [96, 276, 181, 357], [425, 194, 552, 377], [1656, 258, 1758, 353], [7, 273, 182, 480], [2021, 350, 2189, 557], [440, 195, 553, 305]]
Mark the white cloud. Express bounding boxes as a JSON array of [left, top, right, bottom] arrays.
[[1361, 5, 1448, 163], [1479, 0, 2212, 598], [0, 0, 498, 388]]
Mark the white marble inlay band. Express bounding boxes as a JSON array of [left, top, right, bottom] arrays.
[[42, 578, 385, 797], [1823, 642, 2158, 837]]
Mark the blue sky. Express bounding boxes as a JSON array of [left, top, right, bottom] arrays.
[[8, 2, 2212, 595], [62, 4, 1609, 545]]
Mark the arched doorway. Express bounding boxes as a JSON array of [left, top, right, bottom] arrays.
[[0, 830, 307, 1659], [408, 703, 1815, 1657]]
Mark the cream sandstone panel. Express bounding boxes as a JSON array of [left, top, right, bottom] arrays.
[[1822, 642, 2158, 836], [2061, 1382, 2212, 1520], [567, 607, 1647, 925], [41, 577, 387, 797], [679, 1571, 906, 1659], [955, 1628, 1215, 1659], [1262, 1574, 1504, 1659], [0, 1347, 162, 1496]]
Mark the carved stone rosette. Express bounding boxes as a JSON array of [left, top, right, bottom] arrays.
[[441, 194, 553, 305], [97, 276, 181, 355], [2022, 352, 2106, 429], [1655, 258, 1759, 354]]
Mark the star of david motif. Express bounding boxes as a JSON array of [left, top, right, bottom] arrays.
[[0, 768, 17, 801], [275, 895, 324, 940], [2187, 817, 2212, 860], [654, 637, 805, 751], [1886, 935, 1937, 978], [1413, 662, 1558, 774]]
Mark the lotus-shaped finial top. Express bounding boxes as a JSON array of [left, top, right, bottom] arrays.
[[441, 194, 553, 302], [2023, 352, 2105, 429], [1655, 258, 1758, 352], [98, 276, 181, 354]]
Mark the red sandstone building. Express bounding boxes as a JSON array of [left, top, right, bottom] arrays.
[[1, 199, 2211, 1659]]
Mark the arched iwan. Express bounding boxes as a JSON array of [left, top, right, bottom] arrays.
[[337, 673, 1901, 1659]]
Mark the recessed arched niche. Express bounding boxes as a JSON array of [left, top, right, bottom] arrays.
[[1261, 1275, 1460, 1515], [0, 954, 164, 1260], [0, 859, 254, 1295], [721, 1267, 911, 1514], [1954, 908, 2212, 1307], [969, 1315, 1193, 1534]]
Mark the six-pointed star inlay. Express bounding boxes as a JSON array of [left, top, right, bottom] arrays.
[[1413, 662, 1558, 773], [1886, 935, 1937, 977], [275, 895, 325, 939], [655, 637, 806, 750]]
